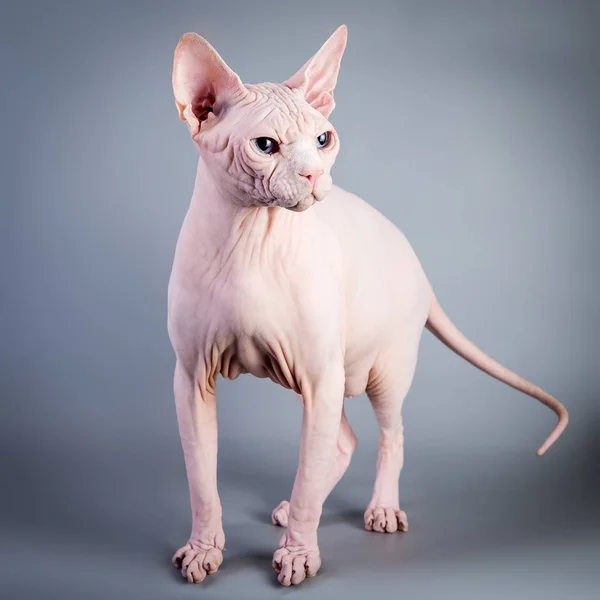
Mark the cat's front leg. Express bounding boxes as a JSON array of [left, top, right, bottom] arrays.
[[273, 363, 345, 586], [271, 406, 357, 527], [171, 361, 224, 583]]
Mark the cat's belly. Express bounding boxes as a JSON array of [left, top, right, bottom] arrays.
[[341, 301, 427, 399], [213, 263, 430, 402], [221, 333, 374, 399], [342, 356, 376, 398]]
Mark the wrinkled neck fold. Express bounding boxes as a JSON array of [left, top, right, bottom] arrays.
[[188, 157, 308, 263]]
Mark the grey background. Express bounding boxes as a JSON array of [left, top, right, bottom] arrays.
[[2, 1, 599, 598]]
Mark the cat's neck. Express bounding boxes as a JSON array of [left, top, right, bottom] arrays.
[[187, 157, 306, 258]]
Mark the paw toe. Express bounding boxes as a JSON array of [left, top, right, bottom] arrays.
[[273, 546, 321, 586], [271, 500, 290, 527], [172, 542, 223, 583], [364, 506, 408, 533], [396, 509, 409, 532]]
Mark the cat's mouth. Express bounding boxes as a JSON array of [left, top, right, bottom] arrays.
[[264, 189, 324, 212], [287, 194, 317, 212]]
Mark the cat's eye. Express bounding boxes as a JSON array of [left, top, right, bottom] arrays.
[[253, 137, 279, 155], [316, 131, 332, 149]]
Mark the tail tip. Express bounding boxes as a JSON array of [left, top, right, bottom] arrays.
[[536, 408, 568, 457]]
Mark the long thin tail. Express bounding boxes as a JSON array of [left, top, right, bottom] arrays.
[[425, 289, 568, 456]]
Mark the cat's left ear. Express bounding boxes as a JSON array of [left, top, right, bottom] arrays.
[[172, 33, 246, 137], [283, 25, 347, 118]]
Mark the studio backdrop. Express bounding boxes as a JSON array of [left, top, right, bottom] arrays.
[[1, 1, 599, 599]]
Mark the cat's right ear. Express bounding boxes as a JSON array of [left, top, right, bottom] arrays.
[[172, 33, 246, 137], [283, 25, 347, 118]]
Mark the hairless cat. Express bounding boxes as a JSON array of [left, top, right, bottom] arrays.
[[167, 25, 568, 586]]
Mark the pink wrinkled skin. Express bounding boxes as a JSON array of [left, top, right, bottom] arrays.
[[167, 25, 568, 586]]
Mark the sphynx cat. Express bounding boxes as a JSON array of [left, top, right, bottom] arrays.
[[167, 25, 568, 586]]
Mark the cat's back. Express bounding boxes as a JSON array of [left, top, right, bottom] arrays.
[[313, 184, 430, 349], [314, 184, 426, 282]]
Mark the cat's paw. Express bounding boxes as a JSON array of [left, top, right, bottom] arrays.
[[272, 539, 321, 586], [364, 506, 408, 533], [172, 533, 224, 583], [271, 500, 290, 527]]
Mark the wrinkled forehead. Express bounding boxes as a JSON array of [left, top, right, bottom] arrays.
[[235, 83, 331, 141]]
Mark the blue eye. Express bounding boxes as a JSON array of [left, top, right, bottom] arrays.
[[316, 131, 332, 149], [253, 137, 279, 154]]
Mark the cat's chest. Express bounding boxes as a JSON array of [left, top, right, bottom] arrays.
[[208, 233, 334, 336], [169, 210, 344, 376], [204, 266, 311, 388], [217, 268, 289, 333], [207, 251, 339, 362], [214, 247, 332, 340]]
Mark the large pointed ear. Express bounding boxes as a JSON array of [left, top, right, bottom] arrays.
[[282, 25, 347, 118], [172, 33, 246, 137]]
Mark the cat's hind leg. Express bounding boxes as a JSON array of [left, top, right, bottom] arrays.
[[272, 405, 357, 527], [364, 346, 418, 533]]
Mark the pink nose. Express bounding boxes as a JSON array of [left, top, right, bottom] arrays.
[[300, 168, 324, 186]]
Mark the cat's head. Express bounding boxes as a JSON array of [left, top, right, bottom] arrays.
[[172, 26, 347, 212]]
